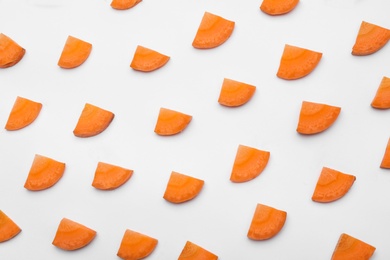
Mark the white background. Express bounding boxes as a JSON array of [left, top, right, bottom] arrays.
[[1, 0, 390, 259]]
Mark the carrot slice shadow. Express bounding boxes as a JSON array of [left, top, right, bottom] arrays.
[[0, 33, 25, 68], [111, 0, 141, 10], [380, 138, 390, 169], [178, 241, 218, 260], [0, 210, 21, 243], [352, 21, 390, 56], [260, 0, 299, 15], [58, 35, 92, 69], [92, 162, 133, 190], [218, 78, 256, 107], [331, 233, 375, 260], [5, 96, 42, 131], [163, 171, 204, 203], [371, 76, 390, 109], [130, 45, 170, 72], [117, 229, 158, 260], [154, 108, 192, 136]]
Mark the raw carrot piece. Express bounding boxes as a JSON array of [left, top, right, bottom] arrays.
[[247, 203, 287, 240], [296, 101, 341, 135], [0, 210, 21, 243], [0, 33, 25, 68], [163, 172, 204, 203], [277, 44, 322, 80], [130, 45, 170, 72], [24, 154, 66, 191], [331, 233, 375, 260], [230, 145, 270, 183], [52, 218, 96, 251], [371, 76, 390, 109], [192, 12, 235, 49], [117, 229, 158, 260], [380, 138, 390, 169], [218, 78, 256, 107], [260, 0, 299, 15], [154, 108, 192, 136], [73, 103, 115, 138], [5, 96, 42, 131], [92, 162, 133, 190], [178, 241, 218, 260], [352, 21, 390, 56], [58, 35, 92, 69], [111, 0, 141, 10]]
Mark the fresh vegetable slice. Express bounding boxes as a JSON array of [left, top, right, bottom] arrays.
[[5, 96, 42, 131], [352, 21, 390, 56], [0, 210, 21, 243], [218, 78, 256, 107], [380, 138, 390, 169], [371, 76, 390, 109], [192, 12, 235, 49], [178, 241, 218, 260], [130, 45, 170, 72], [0, 33, 25, 68], [154, 108, 192, 136], [260, 0, 299, 15], [117, 229, 158, 260], [163, 172, 204, 203], [331, 233, 375, 260], [111, 0, 141, 10], [92, 162, 133, 190], [58, 35, 92, 69]]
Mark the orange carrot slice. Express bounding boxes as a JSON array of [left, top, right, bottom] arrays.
[[218, 78, 256, 107], [380, 138, 390, 169], [73, 103, 115, 138], [117, 229, 158, 260], [154, 108, 192, 136], [111, 0, 141, 10], [296, 101, 341, 135], [52, 218, 96, 251], [92, 162, 133, 190], [230, 145, 270, 183], [247, 203, 287, 240], [311, 167, 356, 203], [371, 76, 390, 109], [130, 45, 170, 72], [178, 241, 218, 260], [0, 33, 25, 68], [352, 21, 390, 56], [331, 233, 375, 260], [0, 210, 21, 243], [260, 0, 299, 15], [24, 154, 66, 191], [5, 96, 42, 131], [58, 35, 92, 69], [192, 12, 235, 49], [163, 172, 204, 204], [277, 44, 322, 80]]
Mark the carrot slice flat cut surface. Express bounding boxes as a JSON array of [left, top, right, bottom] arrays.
[[0, 210, 21, 243], [352, 21, 390, 56], [111, 0, 141, 10], [296, 101, 341, 135], [260, 0, 299, 15], [178, 241, 218, 260], [130, 45, 170, 72], [277, 44, 322, 80], [154, 108, 192, 136], [331, 233, 375, 260], [58, 35, 92, 69], [230, 145, 270, 183], [247, 203, 287, 240], [218, 78, 256, 107], [192, 12, 235, 49], [5, 96, 42, 131], [73, 103, 115, 138], [92, 162, 133, 190], [371, 76, 390, 109], [163, 172, 204, 203], [380, 138, 390, 169], [0, 33, 25, 68], [117, 229, 158, 260], [24, 154, 66, 191]]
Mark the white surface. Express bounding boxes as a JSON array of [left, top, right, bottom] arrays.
[[1, 0, 390, 259]]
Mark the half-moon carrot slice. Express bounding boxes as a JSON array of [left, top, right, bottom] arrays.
[[277, 44, 322, 80], [52, 218, 96, 251], [371, 76, 390, 109], [58, 35, 92, 69], [111, 0, 141, 10], [247, 203, 287, 240], [352, 21, 390, 56], [130, 45, 170, 72], [178, 241, 218, 260], [154, 108, 192, 136], [0, 33, 25, 68], [117, 229, 158, 260], [296, 101, 341, 135], [192, 12, 235, 49], [312, 167, 356, 203], [24, 154, 66, 191], [92, 162, 133, 190], [218, 78, 256, 107], [5, 96, 42, 131], [380, 138, 390, 169], [0, 210, 21, 243], [230, 145, 270, 183], [73, 103, 115, 138], [331, 233, 375, 260], [260, 0, 299, 15], [163, 172, 204, 204]]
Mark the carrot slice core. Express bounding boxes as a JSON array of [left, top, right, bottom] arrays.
[[5, 96, 42, 131], [58, 35, 92, 69], [331, 233, 375, 260], [163, 172, 204, 203], [260, 0, 299, 15], [154, 108, 192, 136], [117, 229, 158, 260], [0, 210, 21, 243], [0, 33, 25, 68], [130, 45, 170, 72], [111, 0, 141, 10], [352, 21, 390, 56], [218, 78, 256, 107], [178, 241, 218, 260], [371, 76, 390, 109], [92, 162, 133, 190]]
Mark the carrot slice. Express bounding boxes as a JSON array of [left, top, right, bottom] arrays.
[[247, 203, 287, 240], [178, 241, 218, 260], [380, 138, 390, 169], [130, 45, 170, 72], [230, 145, 270, 183], [277, 44, 322, 80], [117, 229, 158, 260], [24, 154, 66, 191], [260, 0, 299, 15], [5, 96, 42, 131], [352, 21, 390, 56], [296, 101, 341, 135], [111, 0, 141, 10], [0, 210, 21, 243], [218, 78, 256, 107], [192, 12, 235, 49], [52, 218, 96, 251], [163, 172, 204, 203], [58, 35, 92, 69], [371, 76, 390, 109], [73, 103, 115, 138], [331, 233, 375, 260], [92, 162, 133, 190], [154, 108, 192, 136], [0, 33, 25, 68]]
